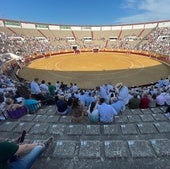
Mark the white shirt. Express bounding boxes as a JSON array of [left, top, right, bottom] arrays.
[[30, 81, 41, 94], [164, 93, 170, 105], [156, 93, 166, 106], [40, 83, 49, 93], [99, 86, 109, 101], [118, 86, 129, 105]]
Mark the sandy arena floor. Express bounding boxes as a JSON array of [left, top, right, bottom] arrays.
[[18, 52, 170, 89]]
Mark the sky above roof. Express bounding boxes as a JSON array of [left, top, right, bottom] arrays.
[[0, 0, 170, 25]]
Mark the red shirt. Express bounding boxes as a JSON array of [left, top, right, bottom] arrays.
[[140, 97, 150, 109]]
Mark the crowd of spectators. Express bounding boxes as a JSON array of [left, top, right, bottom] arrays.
[[138, 27, 170, 56], [0, 25, 170, 65], [0, 71, 169, 123], [0, 26, 170, 122], [0, 25, 170, 169]]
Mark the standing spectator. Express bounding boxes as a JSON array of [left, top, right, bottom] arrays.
[[30, 78, 45, 101]]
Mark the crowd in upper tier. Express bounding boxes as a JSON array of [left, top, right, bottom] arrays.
[[0, 26, 170, 64]]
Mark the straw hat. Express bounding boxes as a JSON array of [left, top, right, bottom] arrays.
[[115, 82, 123, 89], [58, 94, 65, 100]]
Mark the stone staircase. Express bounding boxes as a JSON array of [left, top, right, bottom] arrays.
[[1, 105, 170, 169]]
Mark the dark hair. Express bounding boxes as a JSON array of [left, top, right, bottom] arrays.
[[90, 101, 96, 113], [72, 98, 79, 108], [67, 97, 73, 106], [110, 93, 114, 97], [0, 93, 4, 103], [24, 92, 31, 99], [99, 98, 105, 104], [152, 93, 157, 99], [41, 80, 45, 84]]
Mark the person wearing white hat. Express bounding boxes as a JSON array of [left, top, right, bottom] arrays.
[[115, 82, 129, 105]]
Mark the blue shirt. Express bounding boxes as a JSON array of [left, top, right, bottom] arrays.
[[111, 100, 125, 115], [98, 103, 117, 123], [30, 81, 41, 94], [85, 96, 95, 107], [56, 100, 67, 112], [24, 99, 40, 113]]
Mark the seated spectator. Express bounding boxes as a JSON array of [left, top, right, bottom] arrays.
[[0, 92, 5, 112], [109, 92, 117, 104], [48, 82, 56, 96], [66, 97, 73, 114], [24, 93, 41, 114], [164, 90, 170, 106], [39, 80, 49, 95], [128, 93, 140, 109], [96, 86, 109, 104], [140, 94, 150, 109], [30, 78, 46, 101], [98, 98, 117, 123], [55, 81, 60, 91], [156, 92, 166, 106], [87, 100, 99, 123], [111, 100, 125, 115], [149, 93, 157, 108], [56, 95, 68, 115], [5, 98, 23, 112], [115, 82, 129, 105], [0, 136, 53, 169], [72, 83, 78, 92], [71, 98, 85, 123], [78, 90, 86, 106], [0, 92, 6, 120]]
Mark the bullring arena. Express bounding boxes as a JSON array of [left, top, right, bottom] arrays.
[[0, 19, 170, 89], [1, 17, 170, 169], [19, 51, 170, 89]]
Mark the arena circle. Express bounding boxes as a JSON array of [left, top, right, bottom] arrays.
[[19, 52, 170, 89]]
